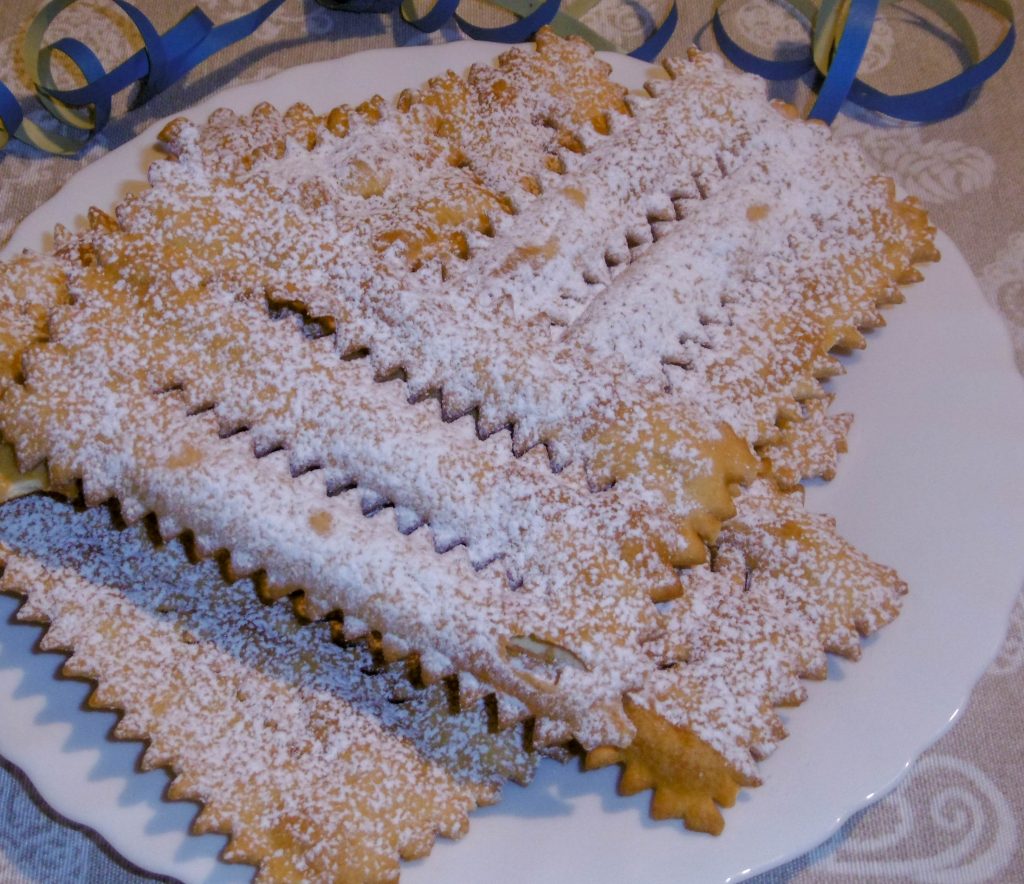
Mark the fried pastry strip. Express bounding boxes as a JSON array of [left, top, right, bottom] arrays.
[[145, 46, 764, 538], [3, 350, 659, 747], [0, 494, 533, 882], [1, 248, 688, 751], [587, 477, 906, 832], [400, 29, 630, 200], [48, 239, 704, 593], [0, 253, 72, 502], [0, 257, 877, 825], [719, 479, 906, 657], [564, 89, 937, 458], [760, 396, 853, 489], [0, 31, 929, 836], [171, 29, 628, 207], [586, 512, 814, 832]]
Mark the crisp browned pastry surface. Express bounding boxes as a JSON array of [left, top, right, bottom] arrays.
[[0, 495, 534, 882], [0, 28, 937, 875]]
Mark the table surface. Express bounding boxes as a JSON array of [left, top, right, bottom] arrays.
[[1, 1, 1022, 882]]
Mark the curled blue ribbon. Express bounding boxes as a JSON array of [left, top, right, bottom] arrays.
[[35, 1, 288, 109], [1, 0, 678, 155], [455, 0, 562, 44], [401, 0, 677, 61], [13, 0, 1008, 153], [3, 0, 288, 154], [712, 0, 1015, 124]]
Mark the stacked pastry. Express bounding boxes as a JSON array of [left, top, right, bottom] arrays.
[[0, 28, 936, 881]]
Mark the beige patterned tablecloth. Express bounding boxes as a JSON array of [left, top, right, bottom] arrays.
[[1, 1, 1022, 881]]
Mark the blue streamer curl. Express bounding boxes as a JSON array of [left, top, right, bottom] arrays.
[[1, 0, 677, 155], [712, 0, 1015, 124]]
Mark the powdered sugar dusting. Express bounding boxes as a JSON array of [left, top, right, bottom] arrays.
[[0, 494, 534, 881], [0, 31, 934, 812]]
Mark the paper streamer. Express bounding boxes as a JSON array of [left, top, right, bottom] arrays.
[[400, 0, 677, 60], [0, 0, 677, 155], [4, 0, 291, 153], [712, 0, 1015, 123]]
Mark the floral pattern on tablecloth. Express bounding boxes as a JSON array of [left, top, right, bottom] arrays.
[[0, 759, 164, 884], [817, 755, 1020, 883]]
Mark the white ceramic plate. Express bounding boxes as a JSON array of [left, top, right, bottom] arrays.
[[2, 42, 1024, 884]]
